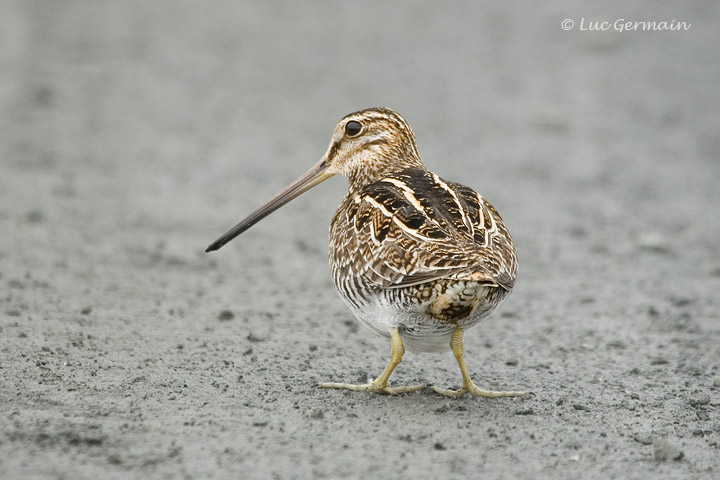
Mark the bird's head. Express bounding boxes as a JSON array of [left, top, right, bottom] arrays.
[[322, 107, 424, 186], [205, 107, 424, 252]]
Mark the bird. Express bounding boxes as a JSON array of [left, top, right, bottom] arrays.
[[206, 107, 527, 398]]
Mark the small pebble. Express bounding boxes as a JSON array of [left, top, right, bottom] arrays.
[[650, 357, 669, 365], [633, 432, 653, 445], [670, 297, 692, 307], [688, 394, 710, 407], [433, 442, 446, 451], [713, 377, 720, 388], [217, 310, 235, 321], [572, 404, 591, 412], [636, 233, 670, 252], [652, 439, 684, 461], [515, 409, 534, 415], [25, 210, 45, 223]]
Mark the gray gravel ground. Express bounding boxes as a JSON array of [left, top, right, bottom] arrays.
[[1, 1, 719, 479]]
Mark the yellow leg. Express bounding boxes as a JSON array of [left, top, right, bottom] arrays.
[[319, 327, 426, 395], [432, 328, 528, 398]]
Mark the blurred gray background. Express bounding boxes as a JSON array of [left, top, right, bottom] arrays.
[[1, 1, 719, 479]]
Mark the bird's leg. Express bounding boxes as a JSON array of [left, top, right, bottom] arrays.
[[319, 327, 425, 395], [432, 327, 528, 399]]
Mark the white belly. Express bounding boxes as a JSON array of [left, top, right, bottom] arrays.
[[337, 290, 496, 353]]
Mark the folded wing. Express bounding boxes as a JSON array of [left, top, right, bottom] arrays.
[[330, 168, 517, 291]]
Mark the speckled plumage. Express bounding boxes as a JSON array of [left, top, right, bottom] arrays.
[[329, 166, 517, 351], [207, 107, 527, 397]]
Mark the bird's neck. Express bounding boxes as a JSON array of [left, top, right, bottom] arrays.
[[345, 147, 424, 193]]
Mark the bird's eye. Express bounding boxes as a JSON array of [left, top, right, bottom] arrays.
[[344, 120, 362, 137]]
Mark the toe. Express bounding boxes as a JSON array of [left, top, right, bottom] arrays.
[[383, 384, 426, 395], [467, 385, 528, 398], [431, 386, 465, 398], [320, 382, 425, 395]]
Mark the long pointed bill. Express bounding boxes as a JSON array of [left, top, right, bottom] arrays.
[[205, 159, 333, 252]]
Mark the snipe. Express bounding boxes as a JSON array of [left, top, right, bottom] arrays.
[[206, 107, 527, 398]]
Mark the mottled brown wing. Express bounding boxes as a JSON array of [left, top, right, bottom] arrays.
[[330, 168, 517, 290]]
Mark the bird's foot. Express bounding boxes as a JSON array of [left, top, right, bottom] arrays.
[[319, 380, 426, 395], [432, 380, 528, 399]]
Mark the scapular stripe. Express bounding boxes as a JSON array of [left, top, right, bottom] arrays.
[[361, 168, 483, 243]]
